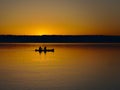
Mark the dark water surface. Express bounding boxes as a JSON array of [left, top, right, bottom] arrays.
[[0, 43, 120, 90]]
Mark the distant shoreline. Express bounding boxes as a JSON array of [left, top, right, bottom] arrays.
[[0, 35, 120, 43]]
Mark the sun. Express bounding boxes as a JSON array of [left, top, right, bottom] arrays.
[[37, 31, 44, 35], [35, 28, 51, 35]]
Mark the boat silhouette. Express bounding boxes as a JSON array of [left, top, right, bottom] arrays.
[[35, 48, 54, 52]]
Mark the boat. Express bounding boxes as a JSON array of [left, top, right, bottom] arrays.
[[35, 49, 54, 52]]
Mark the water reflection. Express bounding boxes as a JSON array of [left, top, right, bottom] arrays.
[[0, 43, 120, 90]]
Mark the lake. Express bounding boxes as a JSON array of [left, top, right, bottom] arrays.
[[0, 43, 120, 90]]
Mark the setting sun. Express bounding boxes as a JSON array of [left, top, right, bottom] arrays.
[[35, 28, 51, 35]]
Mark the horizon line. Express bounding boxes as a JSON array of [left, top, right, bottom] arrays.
[[0, 34, 120, 36]]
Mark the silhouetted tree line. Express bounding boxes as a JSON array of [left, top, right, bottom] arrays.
[[0, 35, 120, 43]]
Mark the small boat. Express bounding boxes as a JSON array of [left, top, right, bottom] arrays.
[[35, 49, 54, 52]]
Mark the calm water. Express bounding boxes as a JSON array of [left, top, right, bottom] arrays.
[[0, 43, 120, 90]]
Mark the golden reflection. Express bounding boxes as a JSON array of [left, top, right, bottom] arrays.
[[0, 44, 120, 90]]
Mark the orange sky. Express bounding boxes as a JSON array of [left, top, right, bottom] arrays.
[[0, 0, 120, 35]]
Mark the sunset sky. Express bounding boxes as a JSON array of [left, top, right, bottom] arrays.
[[0, 0, 120, 35]]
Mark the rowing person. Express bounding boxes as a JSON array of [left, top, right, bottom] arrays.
[[39, 46, 42, 51], [44, 46, 47, 51]]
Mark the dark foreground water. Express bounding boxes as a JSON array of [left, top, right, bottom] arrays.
[[0, 43, 120, 90]]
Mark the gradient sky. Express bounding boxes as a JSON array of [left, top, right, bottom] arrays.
[[0, 0, 120, 35]]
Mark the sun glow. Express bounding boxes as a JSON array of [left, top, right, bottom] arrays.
[[35, 28, 51, 35]]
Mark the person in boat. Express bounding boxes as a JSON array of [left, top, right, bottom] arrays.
[[44, 46, 47, 51], [39, 46, 42, 51]]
